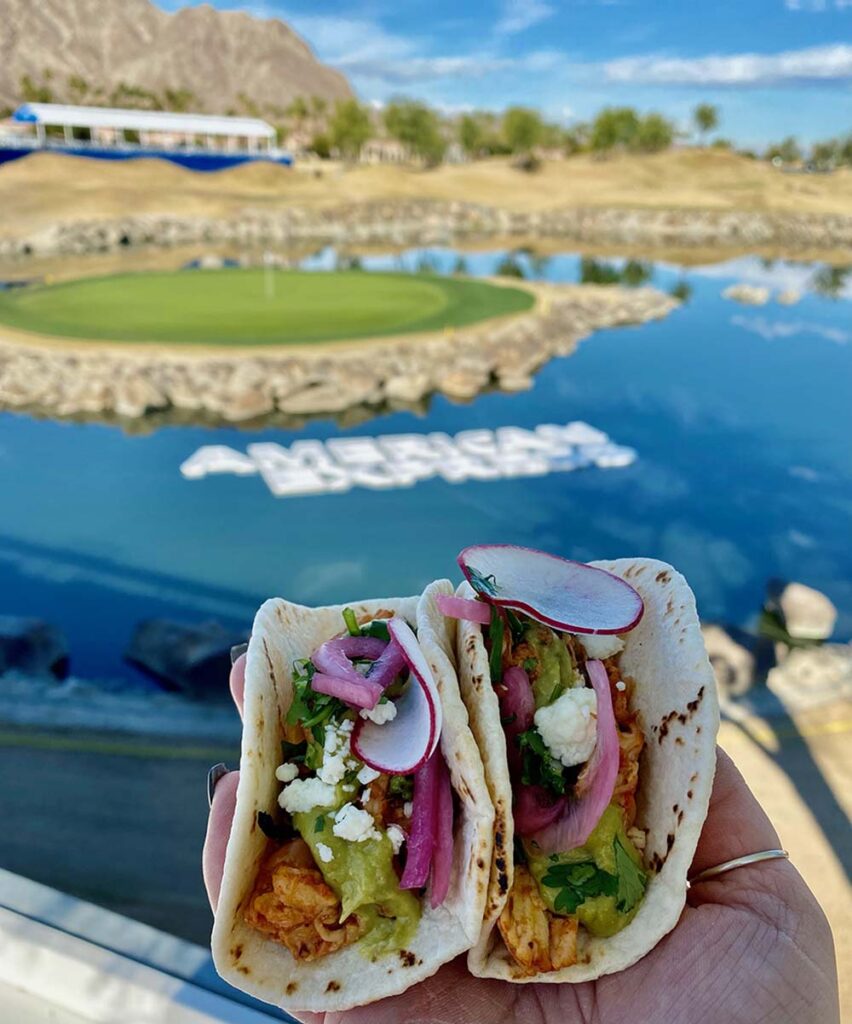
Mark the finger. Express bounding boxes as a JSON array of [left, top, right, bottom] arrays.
[[290, 958, 518, 1024], [202, 769, 240, 912], [230, 652, 246, 719], [687, 747, 787, 905]]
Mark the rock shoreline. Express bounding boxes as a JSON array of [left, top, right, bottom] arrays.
[[2, 200, 851, 261], [0, 284, 677, 423]]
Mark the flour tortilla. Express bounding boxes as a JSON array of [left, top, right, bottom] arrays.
[[212, 580, 494, 1012], [456, 558, 719, 982]]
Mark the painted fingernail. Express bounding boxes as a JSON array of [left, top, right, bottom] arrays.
[[230, 643, 248, 665], [207, 762, 229, 807]]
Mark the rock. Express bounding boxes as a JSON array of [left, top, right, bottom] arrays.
[[125, 619, 246, 701], [776, 289, 802, 306], [383, 373, 431, 403], [722, 283, 770, 306], [437, 368, 490, 400], [776, 582, 837, 640], [701, 624, 756, 697], [767, 643, 852, 711], [220, 387, 275, 422], [113, 376, 167, 418], [0, 617, 69, 679]]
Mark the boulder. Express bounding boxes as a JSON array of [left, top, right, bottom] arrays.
[[125, 619, 246, 701], [701, 624, 755, 697], [0, 617, 69, 679], [776, 582, 837, 641]]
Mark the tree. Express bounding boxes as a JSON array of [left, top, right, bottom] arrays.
[[309, 132, 331, 159], [458, 114, 486, 157], [20, 72, 53, 103], [693, 103, 719, 143], [634, 113, 674, 153], [329, 99, 371, 160], [384, 99, 446, 166], [766, 136, 802, 164], [502, 106, 543, 154], [590, 107, 640, 153], [810, 139, 839, 169], [309, 96, 327, 119], [67, 74, 89, 103], [287, 96, 310, 127]]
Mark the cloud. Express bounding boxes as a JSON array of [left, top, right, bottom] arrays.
[[604, 43, 852, 85], [495, 0, 555, 35], [337, 49, 562, 86], [785, 0, 852, 9]]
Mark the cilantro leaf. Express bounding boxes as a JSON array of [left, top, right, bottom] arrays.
[[388, 775, 414, 801], [314, 814, 326, 834], [342, 607, 360, 636], [542, 860, 617, 914], [360, 619, 390, 642], [505, 608, 525, 643], [488, 606, 504, 684], [522, 657, 537, 673], [285, 658, 346, 746], [468, 565, 499, 597], [517, 728, 568, 795], [614, 838, 647, 913]]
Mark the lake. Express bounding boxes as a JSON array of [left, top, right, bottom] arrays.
[[1, 248, 850, 689]]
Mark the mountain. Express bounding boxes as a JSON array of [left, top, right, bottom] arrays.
[[0, 0, 352, 117]]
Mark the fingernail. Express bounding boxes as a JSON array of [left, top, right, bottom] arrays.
[[207, 762, 229, 807], [230, 643, 248, 665]]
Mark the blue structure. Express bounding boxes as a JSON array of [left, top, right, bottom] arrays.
[[0, 103, 293, 172]]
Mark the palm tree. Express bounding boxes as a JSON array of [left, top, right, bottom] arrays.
[[693, 104, 719, 145]]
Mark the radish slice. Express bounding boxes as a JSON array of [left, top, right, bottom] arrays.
[[496, 665, 535, 774], [529, 660, 619, 853], [430, 753, 454, 907], [350, 618, 442, 775], [458, 544, 643, 635], [435, 593, 492, 625]]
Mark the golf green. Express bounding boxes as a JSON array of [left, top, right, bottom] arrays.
[[0, 269, 534, 345]]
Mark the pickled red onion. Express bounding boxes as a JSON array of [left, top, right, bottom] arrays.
[[435, 594, 492, 625]]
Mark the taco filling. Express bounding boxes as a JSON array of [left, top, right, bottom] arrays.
[[483, 611, 649, 973], [243, 608, 453, 964]]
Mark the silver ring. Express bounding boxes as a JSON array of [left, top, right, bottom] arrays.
[[689, 849, 789, 885], [207, 763, 230, 808]]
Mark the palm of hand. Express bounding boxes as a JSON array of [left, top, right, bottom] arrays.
[[205, 659, 838, 1024]]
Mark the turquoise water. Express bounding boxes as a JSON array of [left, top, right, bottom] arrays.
[[1, 250, 850, 685]]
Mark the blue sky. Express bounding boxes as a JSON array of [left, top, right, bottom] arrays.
[[158, 1, 851, 145]]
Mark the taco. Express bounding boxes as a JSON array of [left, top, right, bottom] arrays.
[[212, 580, 494, 1011], [444, 546, 719, 982]]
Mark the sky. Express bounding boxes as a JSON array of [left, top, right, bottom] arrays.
[[157, 1, 852, 146]]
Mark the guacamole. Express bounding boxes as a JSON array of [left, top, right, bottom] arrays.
[[522, 622, 581, 708], [293, 800, 421, 959], [525, 805, 646, 938]]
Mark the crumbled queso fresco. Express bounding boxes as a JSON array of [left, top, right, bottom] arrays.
[[534, 687, 598, 768], [576, 633, 625, 661], [332, 802, 382, 843], [360, 700, 398, 725], [279, 777, 337, 814], [356, 764, 380, 785], [386, 824, 406, 855], [275, 763, 299, 784], [317, 718, 357, 786], [316, 842, 334, 863]]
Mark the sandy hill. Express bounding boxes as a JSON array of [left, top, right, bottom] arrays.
[[1, 149, 850, 240], [0, 0, 351, 115]]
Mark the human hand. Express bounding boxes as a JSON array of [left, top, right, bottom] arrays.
[[204, 654, 839, 1024]]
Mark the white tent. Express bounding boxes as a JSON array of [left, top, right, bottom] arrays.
[[13, 103, 276, 149]]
